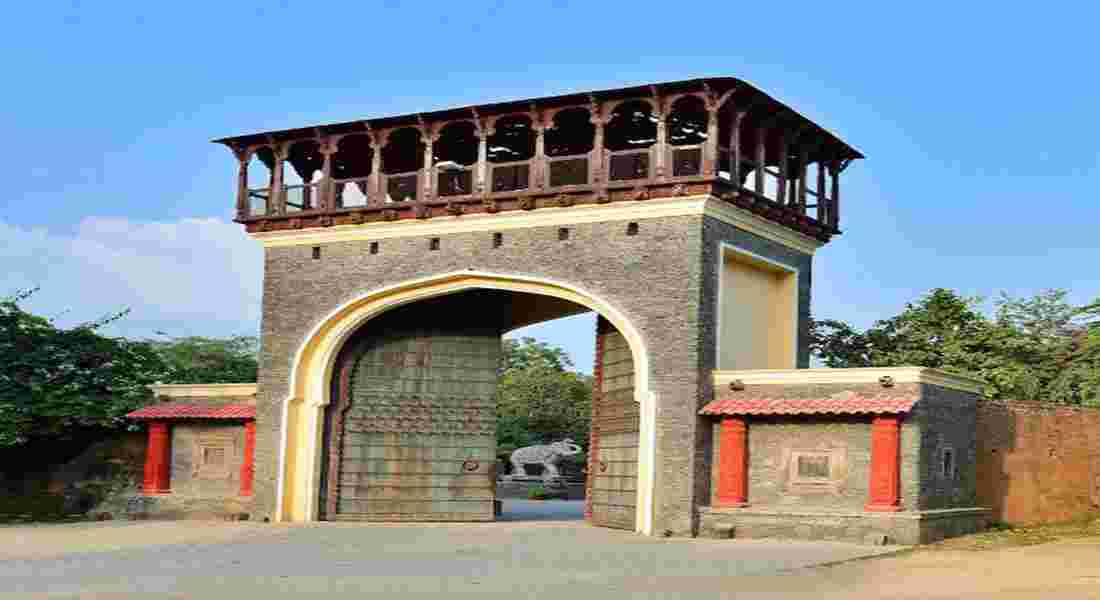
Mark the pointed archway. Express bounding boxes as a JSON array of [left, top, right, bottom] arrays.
[[273, 271, 657, 534]]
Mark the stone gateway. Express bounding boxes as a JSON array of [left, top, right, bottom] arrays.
[[127, 76, 990, 543]]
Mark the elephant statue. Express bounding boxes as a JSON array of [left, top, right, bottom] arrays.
[[508, 439, 583, 480]]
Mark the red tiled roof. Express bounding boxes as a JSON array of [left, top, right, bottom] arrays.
[[126, 403, 255, 420], [699, 390, 918, 416]]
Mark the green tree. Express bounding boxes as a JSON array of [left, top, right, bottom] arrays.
[[151, 335, 259, 383], [496, 338, 591, 454], [811, 288, 1100, 404], [0, 289, 168, 447], [500, 337, 573, 372]]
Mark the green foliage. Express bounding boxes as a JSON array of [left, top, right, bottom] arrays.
[[496, 337, 591, 454], [0, 289, 168, 447], [501, 337, 573, 372], [528, 485, 549, 500], [0, 290, 262, 449], [151, 335, 259, 384], [811, 288, 1100, 404]]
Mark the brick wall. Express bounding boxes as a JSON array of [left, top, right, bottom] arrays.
[[976, 400, 1100, 525]]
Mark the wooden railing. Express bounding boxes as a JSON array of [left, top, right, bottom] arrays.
[[239, 148, 840, 234]]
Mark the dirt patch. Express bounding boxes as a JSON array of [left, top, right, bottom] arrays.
[[924, 516, 1100, 551]]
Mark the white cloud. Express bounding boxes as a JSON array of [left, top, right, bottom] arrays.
[[0, 217, 262, 339]]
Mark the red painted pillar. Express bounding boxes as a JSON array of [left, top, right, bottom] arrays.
[[865, 415, 902, 512], [240, 420, 256, 497], [716, 416, 749, 507], [142, 421, 171, 495]]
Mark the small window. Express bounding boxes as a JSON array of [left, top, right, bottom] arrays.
[[492, 232, 503, 248], [941, 448, 956, 479], [797, 454, 830, 479], [558, 227, 570, 241], [369, 241, 379, 255], [626, 222, 639, 236], [311, 246, 321, 260], [203, 447, 226, 467], [429, 237, 440, 251]]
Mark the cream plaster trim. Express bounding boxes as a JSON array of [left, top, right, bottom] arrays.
[[712, 367, 985, 395], [150, 383, 258, 398], [274, 270, 657, 535], [248, 195, 823, 255]]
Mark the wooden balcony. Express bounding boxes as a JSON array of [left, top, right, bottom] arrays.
[[216, 77, 862, 242]]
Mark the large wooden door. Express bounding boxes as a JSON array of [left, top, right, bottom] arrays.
[[589, 317, 640, 530], [320, 295, 501, 521]]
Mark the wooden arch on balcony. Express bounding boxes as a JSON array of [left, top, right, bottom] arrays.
[[218, 77, 862, 242]]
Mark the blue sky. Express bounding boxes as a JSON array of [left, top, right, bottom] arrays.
[[2, 2, 1098, 373]]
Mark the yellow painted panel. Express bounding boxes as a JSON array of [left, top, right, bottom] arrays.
[[719, 252, 797, 370]]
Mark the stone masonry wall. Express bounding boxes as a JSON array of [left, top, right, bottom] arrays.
[[914, 384, 979, 510], [976, 400, 1100, 525], [693, 218, 814, 531], [707, 382, 922, 512], [256, 213, 746, 534]]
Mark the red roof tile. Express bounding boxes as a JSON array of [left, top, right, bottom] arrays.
[[126, 403, 255, 420], [699, 390, 918, 416]]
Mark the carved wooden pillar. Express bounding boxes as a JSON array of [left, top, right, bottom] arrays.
[[233, 147, 251, 219], [532, 116, 546, 189], [830, 160, 841, 229], [716, 416, 749, 507], [703, 105, 720, 178], [754, 126, 767, 196], [318, 140, 336, 211], [369, 133, 383, 205], [240, 420, 256, 497], [776, 133, 789, 204], [271, 144, 288, 215], [653, 101, 667, 179], [590, 100, 604, 185], [730, 109, 746, 190], [142, 421, 171, 495], [865, 415, 902, 512], [796, 146, 809, 209], [475, 121, 489, 193], [816, 159, 827, 222], [421, 127, 436, 200]]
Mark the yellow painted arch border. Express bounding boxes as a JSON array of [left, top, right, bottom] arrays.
[[274, 271, 658, 534]]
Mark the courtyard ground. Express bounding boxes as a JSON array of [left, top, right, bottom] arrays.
[[2, 501, 1099, 599]]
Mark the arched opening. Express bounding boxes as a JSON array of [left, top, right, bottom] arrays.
[[605, 101, 656, 181], [285, 140, 323, 212], [488, 115, 535, 192], [332, 134, 373, 208], [316, 290, 637, 527], [275, 272, 655, 534], [381, 127, 425, 202], [246, 146, 276, 216], [667, 95, 708, 177], [545, 107, 594, 187], [433, 121, 477, 196]]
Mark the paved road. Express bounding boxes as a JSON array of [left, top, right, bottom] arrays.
[[498, 499, 585, 521], [1, 516, 895, 599]]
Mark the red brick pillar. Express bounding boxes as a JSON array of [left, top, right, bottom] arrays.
[[865, 415, 902, 512], [240, 420, 256, 497], [716, 416, 749, 507], [142, 421, 171, 495]]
